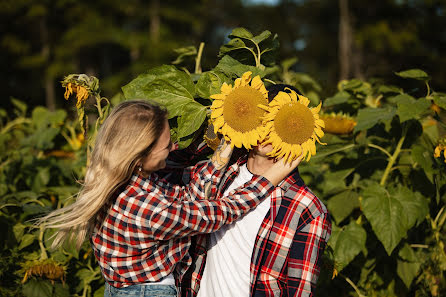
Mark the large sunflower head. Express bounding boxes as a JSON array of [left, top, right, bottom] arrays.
[[210, 71, 269, 149], [260, 89, 325, 163]]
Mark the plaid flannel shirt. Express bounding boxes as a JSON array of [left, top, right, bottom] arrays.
[[181, 157, 331, 297], [91, 160, 274, 289]]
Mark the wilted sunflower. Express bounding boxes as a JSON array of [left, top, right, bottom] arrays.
[[434, 137, 446, 163], [62, 74, 100, 108], [260, 89, 325, 163], [210, 71, 269, 149], [203, 121, 222, 151]]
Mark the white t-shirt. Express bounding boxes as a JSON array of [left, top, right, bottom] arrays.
[[197, 164, 271, 297]]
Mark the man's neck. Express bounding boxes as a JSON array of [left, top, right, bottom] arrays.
[[246, 151, 275, 176]]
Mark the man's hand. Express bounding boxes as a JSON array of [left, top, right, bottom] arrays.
[[261, 153, 303, 186]]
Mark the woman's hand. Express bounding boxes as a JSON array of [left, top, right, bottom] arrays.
[[211, 139, 233, 170]]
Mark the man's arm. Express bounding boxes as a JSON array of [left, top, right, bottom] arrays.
[[287, 213, 331, 297]]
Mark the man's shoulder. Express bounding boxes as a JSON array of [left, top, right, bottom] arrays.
[[282, 176, 328, 218]]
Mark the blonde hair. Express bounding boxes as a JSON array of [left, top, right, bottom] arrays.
[[40, 100, 167, 249]]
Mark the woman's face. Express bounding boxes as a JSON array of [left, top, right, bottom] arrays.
[[141, 120, 175, 174]]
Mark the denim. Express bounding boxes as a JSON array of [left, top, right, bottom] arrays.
[[104, 283, 177, 297]]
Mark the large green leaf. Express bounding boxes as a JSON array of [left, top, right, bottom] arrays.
[[395, 69, 429, 81], [228, 27, 254, 39], [176, 102, 207, 139], [397, 243, 421, 288], [22, 279, 53, 297], [433, 93, 446, 109], [354, 107, 396, 132], [393, 186, 429, 229], [327, 190, 360, 223], [362, 184, 428, 255], [143, 79, 195, 118], [362, 183, 406, 255], [396, 96, 430, 122], [332, 221, 367, 272], [196, 71, 231, 99], [121, 65, 183, 99]]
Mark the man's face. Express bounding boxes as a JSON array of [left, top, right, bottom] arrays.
[[253, 141, 273, 158]]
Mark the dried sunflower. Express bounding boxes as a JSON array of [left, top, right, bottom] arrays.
[[204, 121, 222, 151], [320, 112, 356, 135], [62, 74, 100, 108], [210, 71, 269, 149], [260, 89, 325, 163]]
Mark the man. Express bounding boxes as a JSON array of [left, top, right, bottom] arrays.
[[181, 85, 332, 297]]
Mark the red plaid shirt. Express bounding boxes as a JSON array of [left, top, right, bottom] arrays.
[[181, 157, 332, 297], [91, 160, 274, 289]]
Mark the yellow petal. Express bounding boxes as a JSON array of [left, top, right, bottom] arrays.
[[251, 75, 263, 89], [210, 94, 226, 100], [312, 102, 322, 114], [211, 108, 223, 119], [221, 83, 232, 94]]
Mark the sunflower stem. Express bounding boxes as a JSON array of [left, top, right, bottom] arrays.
[[254, 42, 262, 68], [379, 130, 406, 186], [341, 274, 366, 297], [367, 143, 392, 158], [425, 81, 431, 97], [39, 225, 48, 260], [195, 42, 205, 74]]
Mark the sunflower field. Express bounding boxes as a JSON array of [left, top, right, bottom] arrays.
[[1, 27, 446, 297]]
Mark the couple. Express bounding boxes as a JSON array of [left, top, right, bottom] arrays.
[[40, 84, 331, 297]]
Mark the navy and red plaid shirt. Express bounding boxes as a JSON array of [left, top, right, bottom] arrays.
[[91, 160, 274, 289], [181, 157, 332, 297]]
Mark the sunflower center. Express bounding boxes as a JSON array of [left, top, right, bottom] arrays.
[[274, 103, 315, 144], [223, 85, 267, 132]]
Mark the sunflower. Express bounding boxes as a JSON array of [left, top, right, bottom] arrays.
[[210, 71, 269, 149], [61, 74, 100, 108], [434, 137, 446, 163], [320, 112, 356, 135], [260, 89, 325, 163]]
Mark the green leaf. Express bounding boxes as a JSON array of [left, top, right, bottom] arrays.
[[196, 71, 231, 99], [93, 286, 105, 297], [393, 186, 429, 229], [13, 222, 26, 241], [395, 69, 429, 81], [397, 97, 431, 122], [122, 65, 183, 99], [362, 184, 428, 255], [228, 27, 254, 39], [332, 221, 367, 272], [143, 80, 195, 118], [176, 102, 207, 138], [53, 283, 70, 297], [411, 145, 434, 183], [323, 91, 350, 107], [378, 85, 402, 94], [327, 191, 360, 223], [252, 30, 272, 44], [22, 279, 53, 297], [18, 233, 36, 250], [32, 167, 51, 192], [354, 107, 396, 132], [362, 184, 406, 255], [215, 55, 263, 78], [397, 244, 421, 288], [433, 93, 446, 110], [11, 98, 27, 116]]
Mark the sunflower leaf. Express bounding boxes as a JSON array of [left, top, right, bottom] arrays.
[[228, 27, 254, 39], [219, 38, 249, 57], [332, 221, 367, 272], [215, 55, 264, 78], [324, 91, 350, 107], [327, 190, 360, 224], [397, 243, 422, 288], [395, 69, 430, 81], [177, 102, 207, 139], [196, 71, 232, 99], [354, 107, 396, 132], [396, 97, 431, 122], [252, 30, 272, 44], [362, 184, 427, 255]]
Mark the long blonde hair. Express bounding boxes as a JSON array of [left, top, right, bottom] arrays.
[[40, 100, 167, 249]]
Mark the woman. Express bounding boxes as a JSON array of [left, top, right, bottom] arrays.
[[39, 100, 300, 297]]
